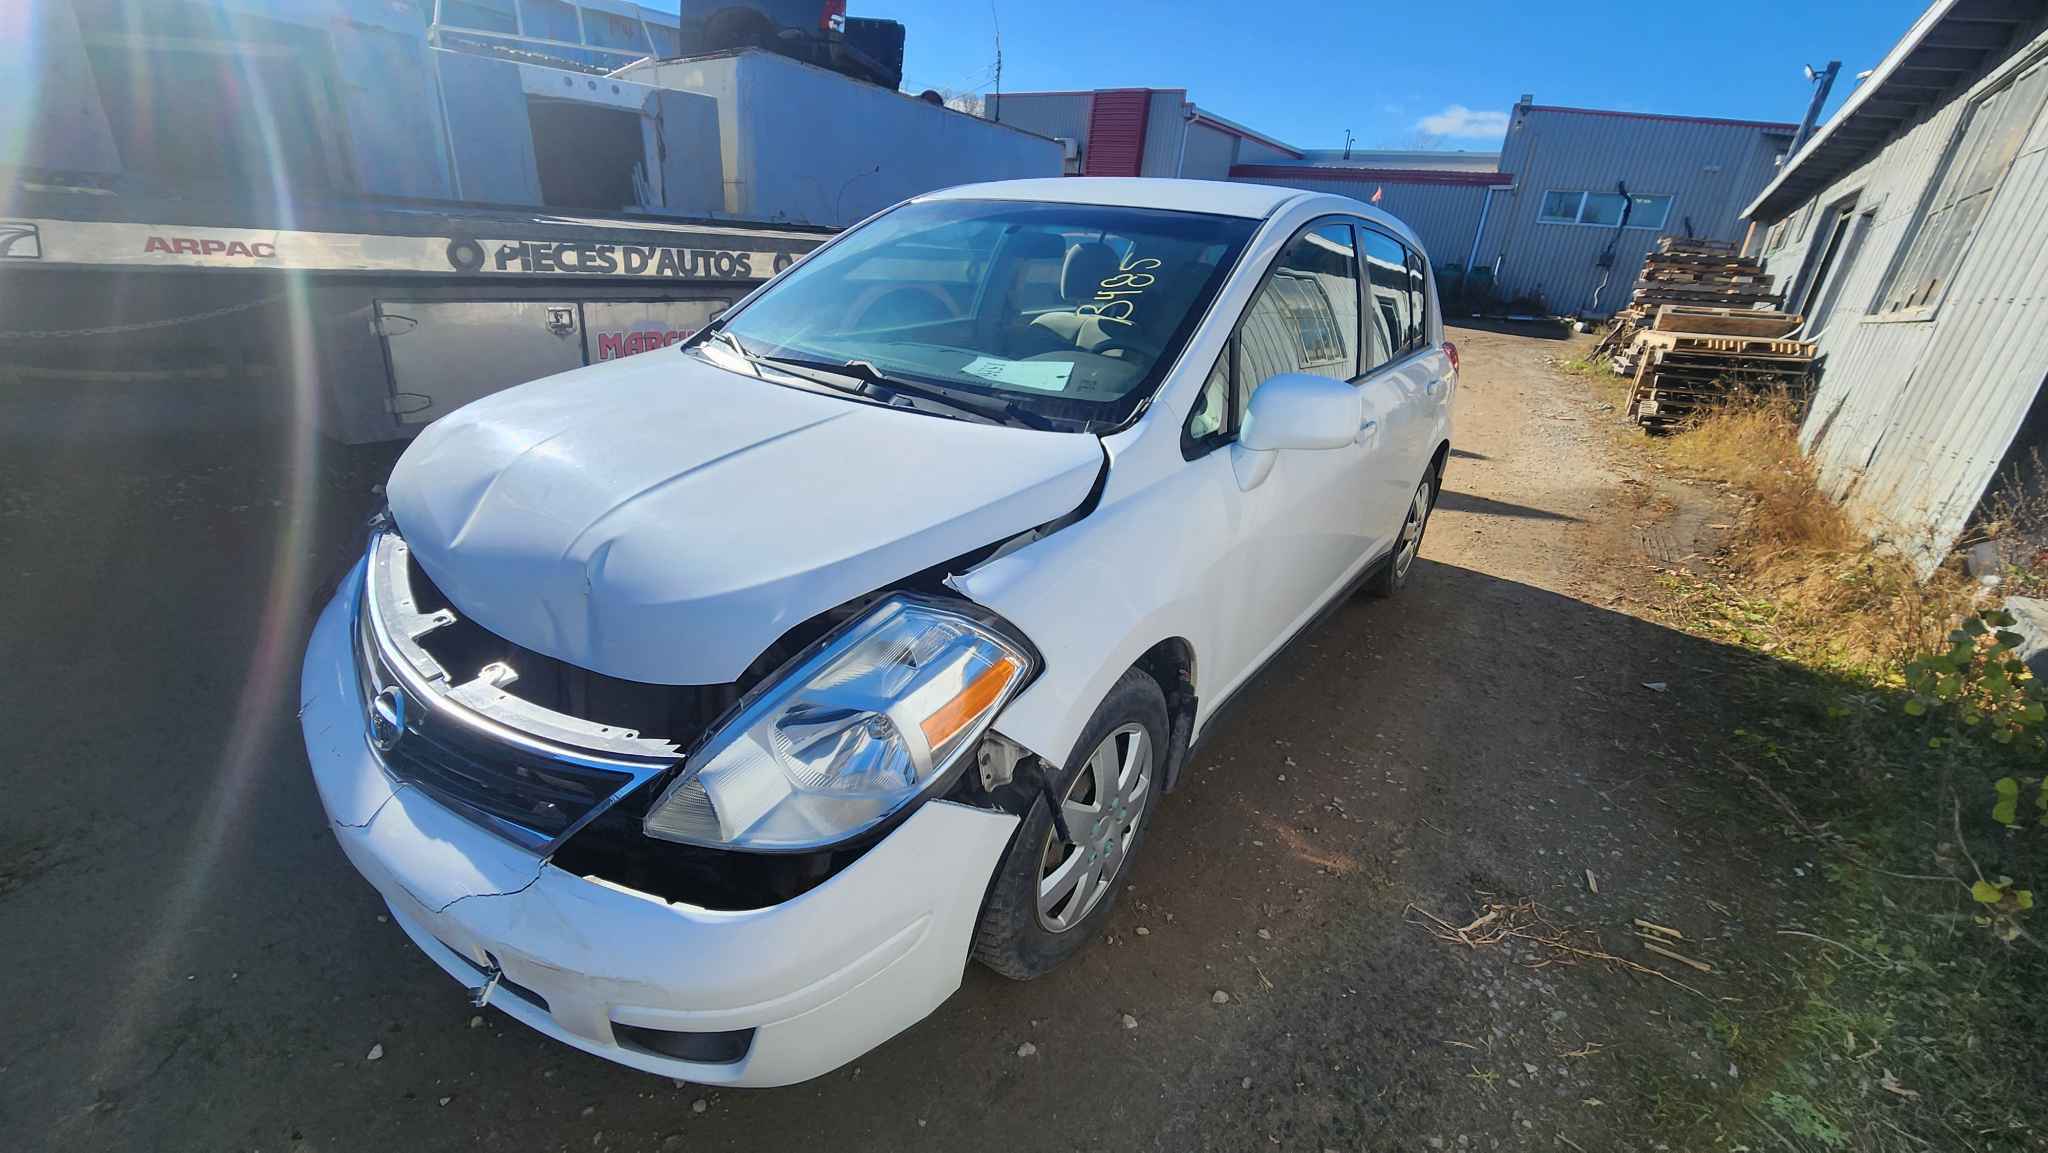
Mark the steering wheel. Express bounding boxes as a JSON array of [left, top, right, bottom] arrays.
[[850, 287, 954, 330], [1086, 337, 1148, 362]]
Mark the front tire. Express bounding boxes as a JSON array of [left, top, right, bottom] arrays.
[[1368, 467, 1437, 598], [971, 668, 1168, 980]]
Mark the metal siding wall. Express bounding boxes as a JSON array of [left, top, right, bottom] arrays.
[[8, 0, 122, 173], [1762, 19, 2048, 571], [1083, 89, 1151, 177], [1228, 174, 1492, 271], [332, 15, 456, 200], [435, 50, 543, 205], [1481, 107, 1792, 315], [653, 86, 724, 215], [1180, 121, 1238, 180], [628, 53, 1062, 225], [1140, 92, 1188, 176], [1236, 137, 1295, 165], [990, 92, 1091, 150]]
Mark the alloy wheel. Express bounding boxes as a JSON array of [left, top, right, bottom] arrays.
[[1394, 478, 1433, 580], [1036, 723, 1151, 932]]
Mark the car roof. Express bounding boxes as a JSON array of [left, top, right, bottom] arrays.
[[915, 177, 1314, 220]]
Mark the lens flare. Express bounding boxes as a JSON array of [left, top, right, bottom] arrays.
[[89, 0, 325, 1090]]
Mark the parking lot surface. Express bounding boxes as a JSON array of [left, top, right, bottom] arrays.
[[4, 325, 1780, 1151]]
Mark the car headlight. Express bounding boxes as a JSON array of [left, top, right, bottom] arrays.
[[643, 595, 1037, 851]]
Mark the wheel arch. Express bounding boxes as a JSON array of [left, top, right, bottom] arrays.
[[1129, 637, 1198, 792]]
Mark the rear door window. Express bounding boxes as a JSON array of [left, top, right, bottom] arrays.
[[1404, 245, 1429, 351], [1359, 229, 1412, 364]]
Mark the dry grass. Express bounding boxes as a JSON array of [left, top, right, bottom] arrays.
[[1655, 394, 1980, 673], [1406, 899, 1712, 999], [1969, 447, 2048, 596]]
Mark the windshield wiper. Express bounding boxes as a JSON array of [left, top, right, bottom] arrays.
[[705, 327, 756, 367], [681, 324, 762, 377], [753, 354, 1057, 431]]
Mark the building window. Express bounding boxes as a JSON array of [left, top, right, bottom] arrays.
[[1873, 55, 2048, 319], [1537, 190, 1674, 230], [1792, 200, 1818, 243], [1538, 190, 1584, 222], [439, 0, 518, 32], [518, 0, 581, 42], [584, 10, 652, 53], [647, 21, 680, 57]]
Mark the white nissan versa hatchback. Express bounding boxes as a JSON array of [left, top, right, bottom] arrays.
[[299, 178, 1457, 1086]]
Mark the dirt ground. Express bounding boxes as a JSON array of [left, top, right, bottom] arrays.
[[3, 323, 1814, 1152]]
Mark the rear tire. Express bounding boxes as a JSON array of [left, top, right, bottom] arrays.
[[1368, 467, 1438, 599], [971, 668, 1168, 980]]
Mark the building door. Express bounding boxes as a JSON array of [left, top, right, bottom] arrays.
[[1791, 196, 1857, 319], [375, 300, 585, 425], [1803, 209, 1875, 340]]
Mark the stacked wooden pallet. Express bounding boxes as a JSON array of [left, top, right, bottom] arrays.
[[1611, 305, 1805, 376], [1632, 236, 1780, 313], [1594, 241, 1781, 363], [1619, 306, 1816, 432]]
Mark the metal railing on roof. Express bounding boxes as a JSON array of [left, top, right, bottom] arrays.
[[428, 0, 679, 74]]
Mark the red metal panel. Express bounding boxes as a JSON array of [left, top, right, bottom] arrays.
[[1083, 89, 1151, 177]]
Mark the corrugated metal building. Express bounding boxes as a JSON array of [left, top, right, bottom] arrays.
[[1225, 106, 1794, 316], [622, 51, 1060, 224], [1467, 104, 1795, 316], [1292, 148, 1500, 171], [1746, 0, 2048, 573], [1226, 166, 1509, 282], [997, 87, 1794, 317], [990, 89, 1305, 178]]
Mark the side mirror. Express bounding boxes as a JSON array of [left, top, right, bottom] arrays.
[[1239, 373, 1361, 452]]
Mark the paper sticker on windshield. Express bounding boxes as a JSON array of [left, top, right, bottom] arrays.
[[960, 357, 1075, 392]]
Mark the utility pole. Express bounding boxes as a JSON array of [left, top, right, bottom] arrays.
[[1789, 60, 1841, 157], [989, 1, 1003, 122], [1343, 129, 1354, 159]]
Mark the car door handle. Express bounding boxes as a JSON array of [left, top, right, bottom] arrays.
[[1356, 418, 1378, 445], [1424, 377, 1443, 397]]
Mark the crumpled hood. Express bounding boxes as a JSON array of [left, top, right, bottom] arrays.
[[386, 350, 1103, 685]]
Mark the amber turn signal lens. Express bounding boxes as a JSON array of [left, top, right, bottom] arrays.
[[920, 656, 1021, 750]]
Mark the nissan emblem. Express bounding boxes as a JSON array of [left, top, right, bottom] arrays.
[[369, 685, 408, 754]]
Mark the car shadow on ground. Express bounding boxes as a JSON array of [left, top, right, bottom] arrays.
[[1436, 488, 1582, 523], [1, 424, 1886, 1153], [1120, 557, 1879, 1150]]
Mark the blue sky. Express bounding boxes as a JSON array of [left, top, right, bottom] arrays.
[[850, 0, 1931, 151]]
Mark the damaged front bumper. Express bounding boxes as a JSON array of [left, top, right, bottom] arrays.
[[299, 565, 1020, 1086]]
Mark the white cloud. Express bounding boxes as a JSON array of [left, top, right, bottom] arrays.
[[1416, 105, 1509, 139]]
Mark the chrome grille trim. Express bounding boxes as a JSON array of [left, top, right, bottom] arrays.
[[356, 528, 680, 854]]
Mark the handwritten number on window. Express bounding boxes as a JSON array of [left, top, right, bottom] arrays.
[[1084, 251, 1162, 328]]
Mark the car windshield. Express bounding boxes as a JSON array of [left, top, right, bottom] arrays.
[[713, 198, 1258, 429]]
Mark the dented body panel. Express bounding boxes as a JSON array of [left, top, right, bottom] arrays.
[[301, 574, 1020, 1085], [386, 350, 1103, 685], [301, 179, 1457, 1086]]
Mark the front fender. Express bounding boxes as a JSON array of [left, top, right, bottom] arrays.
[[950, 456, 1240, 769]]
